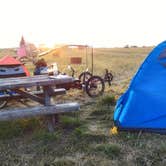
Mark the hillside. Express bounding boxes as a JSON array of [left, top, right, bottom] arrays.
[[0, 48, 17, 58]]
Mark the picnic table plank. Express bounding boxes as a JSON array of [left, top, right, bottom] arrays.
[[0, 102, 80, 121], [0, 75, 73, 90], [0, 88, 66, 101]]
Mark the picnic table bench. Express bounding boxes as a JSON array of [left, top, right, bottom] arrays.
[[0, 75, 80, 131]]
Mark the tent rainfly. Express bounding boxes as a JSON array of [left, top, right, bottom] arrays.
[[114, 41, 166, 133]]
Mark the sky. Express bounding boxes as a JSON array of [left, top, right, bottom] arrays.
[[0, 0, 166, 48]]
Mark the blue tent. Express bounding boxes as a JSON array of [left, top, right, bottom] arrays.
[[114, 41, 166, 133]]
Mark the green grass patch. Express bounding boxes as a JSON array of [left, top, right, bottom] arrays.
[[32, 129, 61, 143], [95, 144, 121, 159], [90, 106, 114, 122], [98, 95, 116, 106], [156, 143, 166, 155], [73, 127, 85, 138], [69, 132, 108, 153], [83, 133, 108, 144], [135, 148, 165, 166], [72, 132, 108, 145], [60, 115, 83, 129], [90, 95, 116, 119], [52, 159, 75, 166], [0, 118, 41, 139], [90, 107, 111, 116]]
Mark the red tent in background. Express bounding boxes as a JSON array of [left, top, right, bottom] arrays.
[[0, 56, 30, 78], [0, 55, 22, 65], [17, 36, 27, 59], [17, 36, 38, 61]]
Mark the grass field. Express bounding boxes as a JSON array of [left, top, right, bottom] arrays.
[[0, 46, 166, 166]]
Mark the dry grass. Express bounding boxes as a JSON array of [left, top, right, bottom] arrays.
[[0, 46, 166, 166]]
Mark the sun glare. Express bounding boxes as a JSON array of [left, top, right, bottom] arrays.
[[43, 41, 54, 49]]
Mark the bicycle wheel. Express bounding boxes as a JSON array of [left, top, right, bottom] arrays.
[[86, 76, 105, 97], [79, 72, 92, 84]]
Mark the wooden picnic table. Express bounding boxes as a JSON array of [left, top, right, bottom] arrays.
[[0, 74, 80, 131]]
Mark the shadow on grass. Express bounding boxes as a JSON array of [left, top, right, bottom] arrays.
[[0, 118, 41, 139], [0, 114, 83, 140]]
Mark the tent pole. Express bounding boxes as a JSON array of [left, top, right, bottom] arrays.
[[91, 47, 94, 75], [86, 45, 88, 69]]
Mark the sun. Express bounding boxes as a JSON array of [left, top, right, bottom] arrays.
[[42, 40, 55, 49]]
